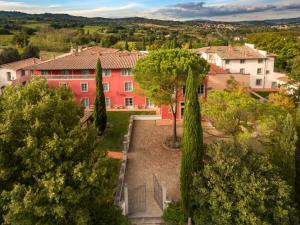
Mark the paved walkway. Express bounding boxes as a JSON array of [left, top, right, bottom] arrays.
[[124, 120, 220, 222]]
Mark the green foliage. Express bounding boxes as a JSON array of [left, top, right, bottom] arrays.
[[296, 104, 300, 207], [192, 141, 300, 225], [163, 201, 186, 225], [180, 68, 204, 217], [0, 78, 124, 224], [94, 59, 107, 135], [12, 31, 29, 48], [267, 113, 296, 185], [21, 45, 40, 59], [124, 40, 129, 50], [290, 56, 300, 82], [133, 49, 209, 142], [0, 47, 20, 64]]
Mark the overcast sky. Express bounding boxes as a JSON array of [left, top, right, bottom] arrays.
[[0, 0, 300, 21]]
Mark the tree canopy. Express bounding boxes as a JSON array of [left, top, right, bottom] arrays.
[[0, 79, 127, 225]]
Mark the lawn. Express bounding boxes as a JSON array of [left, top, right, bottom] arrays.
[[100, 111, 155, 151]]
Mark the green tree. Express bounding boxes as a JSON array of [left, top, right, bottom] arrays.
[[133, 49, 209, 144], [94, 59, 107, 135], [0, 78, 126, 225], [0, 48, 20, 65], [296, 104, 300, 207], [124, 40, 129, 50], [180, 68, 204, 219], [290, 56, 300, 82], [12, 32, 29, 48], [192, 141, 300, 225], [21, 45, 40, 59]]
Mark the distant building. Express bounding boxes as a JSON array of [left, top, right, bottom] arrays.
[[0, 58, 41, 94], [192, 43, 286, 89]]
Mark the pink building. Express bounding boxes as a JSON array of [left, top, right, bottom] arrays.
[[25, 47, 249, 120]]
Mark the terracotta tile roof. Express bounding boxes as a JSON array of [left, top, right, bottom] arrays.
[[207, 73, 250, 91], [193, 46, 266, 59], [0, 58, 42, 70], [208, 63, 226, 75], [25, 47, 145, 71]]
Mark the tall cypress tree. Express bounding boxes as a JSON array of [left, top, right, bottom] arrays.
[[94, 59, 107, 135], [124, 41, 129, 51], [296, 104, 300, 207], [180, 67, 204, 219]]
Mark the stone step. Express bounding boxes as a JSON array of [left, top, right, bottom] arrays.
[[129, 216, 164, 225]]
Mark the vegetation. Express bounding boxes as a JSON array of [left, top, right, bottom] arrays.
[[0, 48, 20, 64], [180, 68, 204, 219], [21, 44, 40, 59], [133, 49, 209, 146], [192, 141, 300, 225], [0, 79, 127, 224], [296, 104, 300, 207], [163, 202, 186, 225], [94, 59, 107, 135]]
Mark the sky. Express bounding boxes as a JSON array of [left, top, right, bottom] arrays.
[[0, 0, 300, 21]]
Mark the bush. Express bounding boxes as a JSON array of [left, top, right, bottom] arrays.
[[163, 202, 186, 225]]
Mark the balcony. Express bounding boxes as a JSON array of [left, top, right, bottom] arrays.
[[36, 74, 95, 80]]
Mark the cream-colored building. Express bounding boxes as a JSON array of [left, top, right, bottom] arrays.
[[193, 43, 286, 89]]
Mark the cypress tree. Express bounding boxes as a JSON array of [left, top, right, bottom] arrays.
[[124, 41, 129, 50], [94, 59, 107, 135], [296, 105, 300, 207], [180, 67, 204, 219]]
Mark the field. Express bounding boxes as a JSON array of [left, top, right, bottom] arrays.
[[23, 22, 49, 29], [0, 35, 13, 48]]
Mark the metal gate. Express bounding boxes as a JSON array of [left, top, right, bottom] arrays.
[[128, 184, 147, 214], [153, 174, 164, 210]]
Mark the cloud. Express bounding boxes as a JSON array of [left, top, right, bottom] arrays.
[[150, 1, 300, 20]]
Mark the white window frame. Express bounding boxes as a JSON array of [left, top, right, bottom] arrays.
[[240, 59, 245, 64], [256, 79, 262, 86], [121, 69, 132, 76], [102, 69, 112, 77], [6, 72, 12, 81], [258, 58, 264, 64], [146, 97, 155, 108], [124, 97, 134, 109], [197, 85, 205, 96], [105, 97, 111, 108], [81, 97, 89, 108], [240, 68, 245, 74], [80, 83, 89, 92], [124, 81, 133, 92], [225, 59, 230, 64], [257, 68, 263, 75], [103, 82, 109, 92]]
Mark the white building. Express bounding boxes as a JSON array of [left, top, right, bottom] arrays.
[[0, 58, 41, 94], [193, 43, 286, 89]]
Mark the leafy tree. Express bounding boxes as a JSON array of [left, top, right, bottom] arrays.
[[21, 45, 40, 59], [12, 31, 29, 48], [180, 68, 204, 219], [290, 56, 300, 82], [267, 113, 296, 185], [163, 202, 186, 225], [133, 49, 209, 144], [94, 59, 107, 135], [0, 78, 125, 225], [0, 48, 20, 65], [269, 90, 296, 117], [296, 104, 300, 207], [192, 141, 300, 225]]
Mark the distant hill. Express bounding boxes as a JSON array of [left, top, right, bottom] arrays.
[[0, 11, 299, 25]]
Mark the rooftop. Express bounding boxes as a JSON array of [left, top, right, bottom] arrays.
[[207, 73, 250, 90], [25, 47, 145, 70], [193, 46, 269, 60], [0, 58, 42, 71]]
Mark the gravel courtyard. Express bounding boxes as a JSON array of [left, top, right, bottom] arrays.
[[124, 120, 219, 219]]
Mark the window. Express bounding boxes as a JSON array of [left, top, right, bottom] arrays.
[[258, 58, 264, 63], [225, 69, 230, 73], [257, 68, 263, 74], [240, 59, 245, 64], [256, 79, 262, 86], [121, 69, 131, 76], [266, 70, 270, 74], [124, 82, 133, 92], [240, 68, 245, 74], [6, 72, 11, 81], [21, 70, 26, 76], [225, 60, 230, 64], [61, 70, 69, 75], [125, 97, 133, 108], [103, 83, 109, 92], [82, 69, 89, 75], [81, 97, 89, 108], [105, 97, 111, 108], [102, 69, 111, 77], [41, 70, 48, 75], [271, 82, 277, 89], [180, 102, 185, 118], [81, 83, 88, 92], [197, 85, 205, 96], [146, 98, 155, 108]]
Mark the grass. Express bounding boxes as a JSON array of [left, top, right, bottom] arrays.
[[84, 25, 102, 33], [100, 111, 155, 151], [0, 35, 14, 48], [23, 22, 49, 29]]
